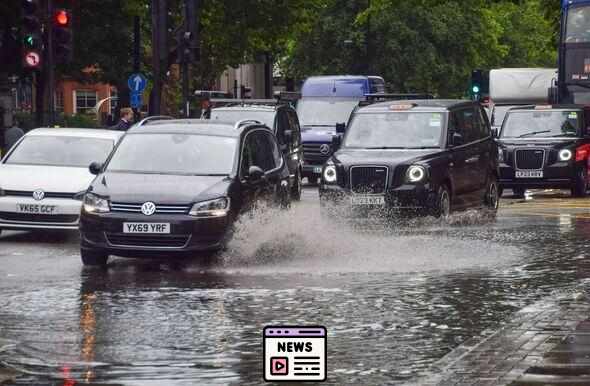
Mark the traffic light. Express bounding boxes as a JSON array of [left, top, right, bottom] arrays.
[[471, 70, 483, 100], [52, 8, 73, 63], [177, 0, 200, 64], [21, 0, 42, 70]]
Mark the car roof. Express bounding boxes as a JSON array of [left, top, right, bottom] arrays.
[[128, 119, 267, 137], [358, 99, 474, 113], [212, 105, 277, 112], [26, 128, 124, 140], [508, 104, 583, 112]]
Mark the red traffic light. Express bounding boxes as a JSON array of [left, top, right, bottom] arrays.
[[54, 9, 69, 26]]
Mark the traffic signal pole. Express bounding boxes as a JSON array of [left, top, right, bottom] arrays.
[[46, 0, 55, 126]]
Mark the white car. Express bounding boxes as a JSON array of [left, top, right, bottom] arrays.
[[0, 128, 123, 234]]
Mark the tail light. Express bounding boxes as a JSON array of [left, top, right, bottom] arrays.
[[576, 144, 590, 161]]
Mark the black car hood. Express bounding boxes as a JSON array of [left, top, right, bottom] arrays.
[[498, 137, 579, 147], [90, 172, 231, 204], [334, 148, 440, 165]]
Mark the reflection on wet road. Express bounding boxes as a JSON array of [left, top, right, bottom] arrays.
[[1, 189, 590, 385]]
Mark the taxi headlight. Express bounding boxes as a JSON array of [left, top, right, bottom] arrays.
[[406, 165, 427, 183], [323, 165, 337, 184], [83, 193, 110, 213], [559, 149, 573, 162], [498, 148, 505, 163], [189, 197, 230, 217]]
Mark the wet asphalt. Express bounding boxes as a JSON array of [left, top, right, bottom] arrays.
[[1, 188, 590, 385]]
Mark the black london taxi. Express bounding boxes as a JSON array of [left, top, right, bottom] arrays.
[[79, 119, 291, 266], [208, 98, 304, 200], [497, 105, 590, 198], [319, 99, 500, 218]]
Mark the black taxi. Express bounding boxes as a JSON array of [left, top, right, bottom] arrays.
[[319, 99, 499, 218], [497, 105, 590, 198]]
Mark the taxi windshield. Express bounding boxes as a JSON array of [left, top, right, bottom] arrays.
[[106, 133, 237, 175], [4, 135, 114, 167], [501, 111, 580, 138], [343, 112, 443, 149]]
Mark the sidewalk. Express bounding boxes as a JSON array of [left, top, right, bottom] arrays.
[[417, 293, 590, 386]]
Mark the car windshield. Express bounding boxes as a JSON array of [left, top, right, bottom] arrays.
[[297, 98, 359, 127], [210, 109, 275, 128], [491, 105, 517, 127], [344, 112, 443, 149], [4, 135, 114, 167], [106, 133, 237, 175], [501, 110, 580, 138], [566, 6, 590, 43]]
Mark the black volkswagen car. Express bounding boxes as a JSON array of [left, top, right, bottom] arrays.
[[79, 120, 290, 266], [319, 100, 499, 218], [498, 105, 590, 198]]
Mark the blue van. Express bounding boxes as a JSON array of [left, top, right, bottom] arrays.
[[297, 75, 386, 182]]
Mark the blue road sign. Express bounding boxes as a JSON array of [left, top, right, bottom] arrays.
[[128, 73, 147, 93], [130, 92, 142, 109]]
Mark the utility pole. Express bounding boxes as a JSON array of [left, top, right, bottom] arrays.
[[366, 0, 372, 75], [46, 0, 55, 126], [133, 15, 141, 122], [150, 0, 167, 116], [180, 0, 199, 118]]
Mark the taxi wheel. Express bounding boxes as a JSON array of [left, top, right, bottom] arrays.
[[484, 176, 500, 211], [572, 168, 588, 197], [434, 185, 452, 220], [291, 170, 302, 201], [80, 248, 109, 267]]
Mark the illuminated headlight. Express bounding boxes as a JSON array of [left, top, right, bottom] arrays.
[[323, 165, 337, 184], [83, 193, 110, 213], [498, 148, 505, 163], [559, 149, 573, 161], [406, 165, 427, 183], [189, 197, 230, 217]]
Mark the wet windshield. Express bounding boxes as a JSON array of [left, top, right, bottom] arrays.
[[210, 109, 275, 128], [491, 105, 517, 127], [4, 136, 114, 167], [107, 133, 237, 175], [344, 112, 443, 149], [501, 110, 580, 138], [297, 98, 359, 127], [566, 6, 590, 43]]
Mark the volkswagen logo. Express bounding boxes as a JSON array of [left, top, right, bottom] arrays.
[[141, 202, 157, 216], [32, 189, 45, 201], [319, 144, 331, 155]]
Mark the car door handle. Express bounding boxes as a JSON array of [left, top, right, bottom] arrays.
[[466, 156, 480, 164]]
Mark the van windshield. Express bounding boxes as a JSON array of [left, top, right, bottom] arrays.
[[297, 98, 359, 127]]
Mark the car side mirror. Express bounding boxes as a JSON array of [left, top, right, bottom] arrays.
[[246, 165, 265, 183], [89, 162, 103, 175], [451, 133, 464, 147], [336, 122, 346, 134], [331, 135, 342, 151], [284, 130, 293, 143]]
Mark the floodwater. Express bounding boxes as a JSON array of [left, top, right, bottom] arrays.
[[1, 189, 590, 385]]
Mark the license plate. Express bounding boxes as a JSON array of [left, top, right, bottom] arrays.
[[351, 195, 386, 205], [123, 223, 171, 234], [313, 167, 322, 174], [16, 203, 58, 214], [516, 170, 543, 178]]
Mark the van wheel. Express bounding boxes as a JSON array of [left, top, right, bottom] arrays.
[[81, 248, 109, 266], [572, 167, 588, 197], [484, 176, 500, 217], [433, 185, 451, 220], [291, 170, 302, 201], [513, 188, 526, 199]]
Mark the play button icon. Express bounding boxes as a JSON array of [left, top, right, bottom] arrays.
[[270, 357, 288, 375]]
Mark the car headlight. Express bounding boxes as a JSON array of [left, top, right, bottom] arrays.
[[559, 149, 573, 162], [498, 148, 505, 163], [323, 165, 337, 184], [406, 165, 427, 183], [189, 197, 230, 217], [83, 193, 110, 213]]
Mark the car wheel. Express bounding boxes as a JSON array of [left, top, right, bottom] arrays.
[[80, 248, 109, 267], [433, 185, 451, 220], [484, 175, 500, 217], [572, 167, 588, 197], [291, 170, 302, 201], [513, 187, 526, 199]]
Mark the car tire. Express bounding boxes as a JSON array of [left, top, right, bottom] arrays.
[[484, 175, 500, 217], [80, 248, 109, 267], [291, 170, 302, 201], [433, 185, 452, 220], [513, 187, 526, 199], [572, 167, 588, 197]]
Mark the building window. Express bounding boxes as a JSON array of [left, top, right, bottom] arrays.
[[74, 90, 97, 114], [55, 91, 64, 113]]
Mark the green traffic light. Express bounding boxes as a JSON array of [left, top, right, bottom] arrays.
[[472, 85, 480, 94], [24, 35, 34, 47]]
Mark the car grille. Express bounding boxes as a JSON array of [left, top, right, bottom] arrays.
[[105, 233, 191, 248], [515, 149, 545, 170], [303, 142, 332, 165], [350, 166, 388, 194], [110, 202, 191, 214], [3, 190, 76, 199], [0, 212, 78, 223]]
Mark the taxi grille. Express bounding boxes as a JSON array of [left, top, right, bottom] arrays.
[[515, 149, 545, 170], [303, 142, 331, 165], [105, 234, 190, 248], [110, 202, 191, 214], [0, 212, 78, 223], [350, 166, 388, 194]]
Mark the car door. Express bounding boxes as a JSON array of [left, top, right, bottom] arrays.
[[447, 109, 472, 203], [473, 105, 494, 191], [286, 109, 303, 176]]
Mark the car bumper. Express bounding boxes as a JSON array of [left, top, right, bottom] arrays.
[[319, 183, 437, 217], [499, 162, 581, 189], [79, 210, 232, 257], [0, 196, 81, 230]]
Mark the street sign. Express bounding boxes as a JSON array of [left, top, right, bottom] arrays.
[[128, 73, 147, 93], [130, 92, 142, 109]]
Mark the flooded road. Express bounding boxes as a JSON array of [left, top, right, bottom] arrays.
[[1, 189, 590, 385]]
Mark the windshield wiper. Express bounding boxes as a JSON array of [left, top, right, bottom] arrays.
[[365, 146, 405, 149], [517, 130, 551, 138]]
